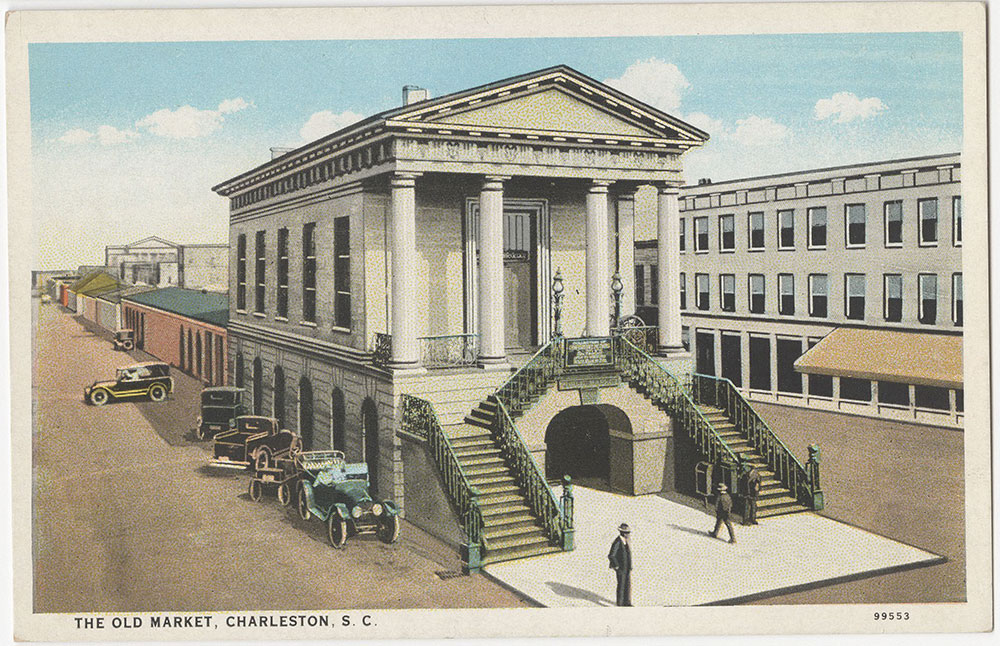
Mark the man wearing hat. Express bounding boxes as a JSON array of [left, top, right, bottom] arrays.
[[708, 482, 736, 543], [607, 523, 633, 606]]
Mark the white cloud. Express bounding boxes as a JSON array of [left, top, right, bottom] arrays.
[[97, 125, 139, 145], [731, 115, 790, 146], [299, 110, 365, 143], [814, 91, 887, 123], [136, 97, 252, 139], [683, 112, 726, 139], [605, 58, 690, 113], [56, 128, 94, 144]]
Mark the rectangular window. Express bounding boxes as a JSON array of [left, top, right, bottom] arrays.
[[809, 274, 828, 318], [720, 274, 735, 312], [778, 209, 795, 249], [807, 338, 833, 397], [649, 265, 659, 305], [845, 274, 865, 320], [748, 212, 765, 250], [277, 228, 289, 319], [845, 203, 866, 247], [884, 200, 903, 247], [634, 265, 645, 306], [915, 385, 950, 411], [236, 234, 247, 311], [807, 207, 827, 249], [918, 273, 937, 325], [778, 274, 795, 315], [952, 196, 962, 246], [302, 223, 317, 323], [694, 217, 709, 252], [679, 218, 686, 252], [695, 273, 709, 311], [878, 381, 910, 407], [695, 330, 716, 376], [679, 272, 687, 310], [720, 333, 742, 388], [776, 337, 803, 394], [333, 216, 351, 329], [840, 377, 872, 402], [254, 230, 266, 314], [883, 274, 903, 322], [749, 335, 771, 391], [953, 273, 963, 327], [956, 389, 964, 413], [918, 198, 939, 246], [719, 214, 735, 252], [748, 274, 765, 314]]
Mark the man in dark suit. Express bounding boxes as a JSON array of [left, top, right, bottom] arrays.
[[708, 482, 736, 543], [608, 523, 632, 606]]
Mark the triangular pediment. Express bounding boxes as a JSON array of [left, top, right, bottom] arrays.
[[128, 236, 178, 249], [429, 88, 656, 138]]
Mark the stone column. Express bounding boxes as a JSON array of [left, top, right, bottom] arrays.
[[478, 176, 508, 367], [586, 180, 612, 337], [657, 184, 685, 354], [389, 172, 422, 370]]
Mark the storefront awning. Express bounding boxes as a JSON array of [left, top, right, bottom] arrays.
[[794, 328, 963, 389]]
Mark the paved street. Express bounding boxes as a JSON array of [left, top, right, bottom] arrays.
[[32, 301, 527, 612]]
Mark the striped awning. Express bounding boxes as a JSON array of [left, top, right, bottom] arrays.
[[794, 328, 963, 389]]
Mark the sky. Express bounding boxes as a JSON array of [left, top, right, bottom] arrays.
[[29, 33, 963, 270]]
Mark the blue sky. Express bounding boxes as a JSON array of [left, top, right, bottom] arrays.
[[30, 33, 962, 269]]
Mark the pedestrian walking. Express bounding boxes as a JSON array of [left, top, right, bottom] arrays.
[[708, 482, 736, 543], [742, 467, 761, 526], [607, 523, 632, 606]]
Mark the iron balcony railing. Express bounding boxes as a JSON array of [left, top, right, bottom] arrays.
[[372, 333, 479, 370], [494, 338, 565, 415]]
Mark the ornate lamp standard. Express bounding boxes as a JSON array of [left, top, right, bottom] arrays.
[[551, 269, 565, 339], [610, 270, 624, 332]]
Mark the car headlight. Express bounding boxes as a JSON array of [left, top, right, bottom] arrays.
[[372, 503, 383, 516], [351, 506, 362, 519]]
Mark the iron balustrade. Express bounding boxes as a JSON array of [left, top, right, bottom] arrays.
[[617, 325, 659, 354], [690, 373, 822, 509], [372, 333, 392, 369], [494, 398, 573, 548], [494, 338, 565, 415], [419, 334, 479, 368], [400, 395, 487, 563]]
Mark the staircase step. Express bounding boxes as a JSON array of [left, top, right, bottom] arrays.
[[484, 543, 562, 566], [444, 424, 492, 440], [757, 502, 811, 518], [465, 415, 494, 430], [757, 494, 799, 508], [456, 453, 505, 467], [468, 473, 516, 488], [452, 445, 501, 458], [487, 532, 551, 552], [482, 510, 536, 527], [464, 463, 510, 478], [481, 501, 532, 517], [474, 482, 522, 496], [483, 519, 543, 540], [450, 433, 494, 447], [478, 492, 525, 506]]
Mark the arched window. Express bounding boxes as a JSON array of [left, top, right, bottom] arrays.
[[179, 327, 185, 370], [235, 352, 244, 388], [252, 357, 262, 415], [299, 377, 314, 449], [273, 366, 286, 429], [195, 332, 203, 377], [362, 398, 379, 496], [331, 388, 345, 452], [187, 329, 193, 374]]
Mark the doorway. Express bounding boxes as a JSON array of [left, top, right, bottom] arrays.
[[544, 405, 611, 488], [362, 399, 379, 496]]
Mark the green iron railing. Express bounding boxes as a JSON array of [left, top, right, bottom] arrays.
[[494, 338, 564, 415], [690, 373, 823, 509], [494, 399, 574, 550], [400, 394, 487, 570]]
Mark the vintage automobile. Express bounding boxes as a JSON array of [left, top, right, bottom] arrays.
[[295, 450, 400, 548], [112, 329, 135, 352], [248, 455, 299, 506], [195, 386, 250, 440], [210, 415, 302, 470], [84, 362, 173, 406]]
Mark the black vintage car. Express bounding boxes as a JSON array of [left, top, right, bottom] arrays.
[[84, 362, 174, 406], [196, 387, 250, 440], [210, 415, 302, 470], [111, 329, 135, 351]]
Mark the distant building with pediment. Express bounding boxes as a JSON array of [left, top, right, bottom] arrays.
[[105, 236, 228, 292]]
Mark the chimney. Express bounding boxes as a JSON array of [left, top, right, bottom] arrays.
[[402, 85, 430, 105], [698, 178, 712, 186], [270, 147, 294, 160]]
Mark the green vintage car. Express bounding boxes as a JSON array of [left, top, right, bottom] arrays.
[[84, 361, 173, 406], [295, 450, 400, 548]]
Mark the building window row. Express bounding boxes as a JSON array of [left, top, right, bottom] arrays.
[[681, 196, 961, 253]]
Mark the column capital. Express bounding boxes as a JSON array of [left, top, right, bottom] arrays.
[[588, 179, 613, 194], [653, 182, 681, 195], [390, 171, 422, 188], [481, 175, 510, 191]]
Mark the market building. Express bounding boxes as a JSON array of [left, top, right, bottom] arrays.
[[635, 153, 963, 428], [105, 236, 228, 292], [213, 65, 825, 569], [121, 287, 229, 386]]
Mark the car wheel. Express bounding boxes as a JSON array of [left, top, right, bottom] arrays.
[[277, 482, 291, 506], [89, 389, 109, 406], [255, 448, 271, 471], [248, 479, 263, 502], [122, 340, 134, 351], [297, 484, 312, 521], [148, 384, 167, 402], [328, 514, 348, 548], [286, 434, 303, 459], [377, 513, 400, 544]]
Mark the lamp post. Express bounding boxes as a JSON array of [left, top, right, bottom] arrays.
[[552, 269, 565, 339], [610, 270, 624, 332]]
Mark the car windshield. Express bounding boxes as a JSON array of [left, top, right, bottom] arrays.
[[117, 366, 152, 381], [202, 391, 237, 406]]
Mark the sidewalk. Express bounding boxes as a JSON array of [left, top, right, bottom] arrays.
[[484, 487, 943, 606]]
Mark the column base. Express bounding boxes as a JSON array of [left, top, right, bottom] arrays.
[[477, 356, 511, 371], [388, 361, 427, 376], [656, 344, 690, 358]]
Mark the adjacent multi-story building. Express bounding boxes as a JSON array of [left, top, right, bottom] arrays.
[[635, 153, 963, 428], [105, 236, 228, 291]]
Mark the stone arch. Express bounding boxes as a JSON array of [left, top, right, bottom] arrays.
[[330, 387, 345, 452], [299, 376, 314, 449], [273, 365, 286, 429], [543, 404, 629, 486], [252, 356, 262, 415], [361, 397, 379, 496]]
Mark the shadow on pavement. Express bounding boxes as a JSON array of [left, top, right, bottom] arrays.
[[544, 581, 614, 606], [666, 522, 714, 539]]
